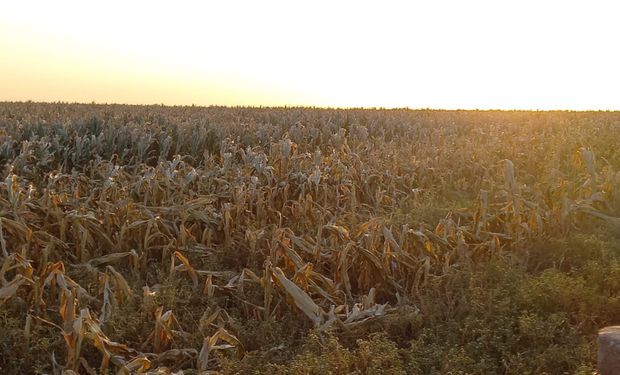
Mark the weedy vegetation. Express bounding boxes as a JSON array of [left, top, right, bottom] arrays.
[[0, 102, 619, 374]]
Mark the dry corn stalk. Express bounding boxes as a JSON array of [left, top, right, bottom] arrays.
[[143, 306, 186, 353], [170, 250, 199, 291], [198, 327, 243, 371], [270, 266, 324, 327]]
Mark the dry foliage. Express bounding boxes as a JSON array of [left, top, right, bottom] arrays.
[[0, 103, 619, 373]]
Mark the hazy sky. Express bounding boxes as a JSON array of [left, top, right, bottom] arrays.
[[1, 1, 619, 109]]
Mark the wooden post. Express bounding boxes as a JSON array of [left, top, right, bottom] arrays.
[[599, 326, 620, 375]]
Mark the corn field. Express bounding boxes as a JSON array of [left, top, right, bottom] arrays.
[[1, 102, 620, 374]]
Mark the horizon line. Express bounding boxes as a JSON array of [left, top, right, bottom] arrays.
[[2, 100, 619, 113]]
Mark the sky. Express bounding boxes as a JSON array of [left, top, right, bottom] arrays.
[[1, 0, 619, 110]]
